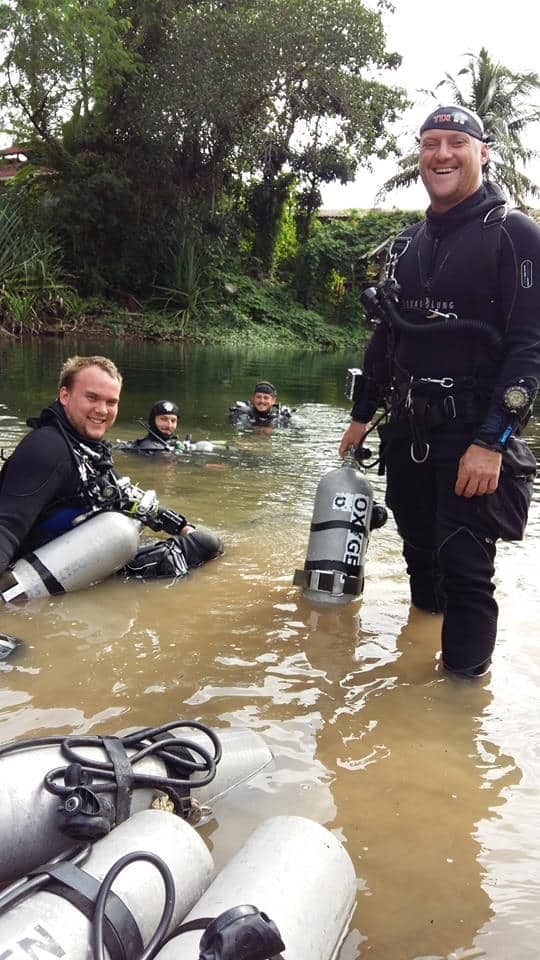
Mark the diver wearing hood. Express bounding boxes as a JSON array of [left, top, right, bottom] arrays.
[[135, 400, 182, 452]]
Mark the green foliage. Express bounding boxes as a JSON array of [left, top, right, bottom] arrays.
[[0, 0, 407, 292], [153, 239, 214, 337], [0, 191, 78, 335], [297, 209, 422, 316]]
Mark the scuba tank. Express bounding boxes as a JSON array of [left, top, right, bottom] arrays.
[[153, 816, 356, 960], [0, 723, 273, 883], [0, 511, 140, 604], [0, 809, 214, 960], [294, 462, 387, 604]]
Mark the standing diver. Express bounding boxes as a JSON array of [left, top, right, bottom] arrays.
[[339, 105, 540, 679]]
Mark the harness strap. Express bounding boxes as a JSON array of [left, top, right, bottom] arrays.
[[29, 861, 143, 960], [102, 737, 134, 825]]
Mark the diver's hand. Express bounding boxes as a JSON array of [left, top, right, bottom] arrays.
[[455, 444, 502, 498], [339, 421, 370, 458], [179, 524, 196, 535]]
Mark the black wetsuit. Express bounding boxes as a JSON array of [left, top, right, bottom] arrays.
[[0, 403, 221, 578], [134, 432, 183, 452], [352, 182, 540, 673], [0, 402, 111, 573], [229, 402, 293, 426]]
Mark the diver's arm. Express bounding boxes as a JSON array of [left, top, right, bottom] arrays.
[[0, 429, 73, 572], [475, 213, 540, 449]]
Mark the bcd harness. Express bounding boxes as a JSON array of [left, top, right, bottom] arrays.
[[360, 204, 536, 462]]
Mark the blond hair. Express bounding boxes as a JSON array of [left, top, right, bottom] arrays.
[[58, 355, 123, 391]]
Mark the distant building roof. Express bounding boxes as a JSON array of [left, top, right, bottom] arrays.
[[317, 208, 360, 219], [0, 145, 27, 157], [0, 160, 26, 180]]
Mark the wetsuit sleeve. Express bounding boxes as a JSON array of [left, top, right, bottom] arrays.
[[351, 323, 391, 422], [475, 212, 540, 447], [0, 428, 75, 573]]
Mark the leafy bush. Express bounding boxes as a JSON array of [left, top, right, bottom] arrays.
[[296, 209, 423, 318], [0, 192, 78, 335]]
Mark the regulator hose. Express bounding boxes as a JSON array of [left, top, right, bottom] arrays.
[[0, 720, 222, 831], [363, 280, 504, 350], [90, 851, 176, 960], [0, 845, 175, 960]]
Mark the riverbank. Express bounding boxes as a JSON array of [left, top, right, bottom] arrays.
[[0, 295, 369, 351]]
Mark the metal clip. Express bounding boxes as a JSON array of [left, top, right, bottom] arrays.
[[443, 395, 457, 419], [426, 309, 458, 320], [405, 376, 414, 410], [417, 377, 455, 389]]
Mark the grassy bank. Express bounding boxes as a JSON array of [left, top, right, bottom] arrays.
[[1, 289, 370, 351]]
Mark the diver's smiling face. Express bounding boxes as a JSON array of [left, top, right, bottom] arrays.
[[419, 130, 488, 213], [59, 365, 120, 440], [252, 391, 275, 413]]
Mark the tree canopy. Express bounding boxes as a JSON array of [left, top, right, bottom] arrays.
[[0, 0, 407, 291]]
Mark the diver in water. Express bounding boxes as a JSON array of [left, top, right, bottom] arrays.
[[135, 400, 183, 452], [134, 399, 215, 454], [229, 381, 295, 427], [0, 358, 222, 584]]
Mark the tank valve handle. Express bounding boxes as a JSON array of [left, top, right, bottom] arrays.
[[198, 904, 285, 959]]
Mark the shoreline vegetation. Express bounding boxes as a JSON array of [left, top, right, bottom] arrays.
[[0, 204, 423, 351], [0, 0, 415, 352], [2, 0, 536, 352]]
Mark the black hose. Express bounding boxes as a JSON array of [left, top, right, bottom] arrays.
[[0, 844, 91, 914], [90, 851, 176, 960], [376, 281, 503, 349], [136, 419, 171, 451], [0, 720, 222, 811]]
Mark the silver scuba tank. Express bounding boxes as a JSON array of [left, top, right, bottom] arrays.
[[153, 815, 357, 960], [294, 463, 377, 604], [0, 809, 214, 959], [0, 511, 141, 604], [0, 725, 273, 882]]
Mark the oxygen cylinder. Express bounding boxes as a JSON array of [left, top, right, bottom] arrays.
[[153, 816, 357, 960], [0, 726, 272, 882], [0, 512, 140, 604], [294, 464, 375, 604], [0, 809, 214, 960]]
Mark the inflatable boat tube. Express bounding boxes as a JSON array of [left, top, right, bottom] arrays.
[[0, 512, 140, 604], [0, 809, 214, 960], [154, 815, 357, 960], [0, 725, 273, 882]]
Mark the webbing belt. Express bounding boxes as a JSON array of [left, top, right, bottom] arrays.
[[293, 568, 361, 596]]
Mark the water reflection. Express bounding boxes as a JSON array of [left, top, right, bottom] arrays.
[[0, 340, 538, 959]]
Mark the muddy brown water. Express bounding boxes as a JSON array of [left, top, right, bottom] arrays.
[[1, 339, 539, 958]]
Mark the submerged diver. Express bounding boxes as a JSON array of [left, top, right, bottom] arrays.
[[133, 399, 215, 454], [229, 381, 296, 427], [0, 356, 222, 585]]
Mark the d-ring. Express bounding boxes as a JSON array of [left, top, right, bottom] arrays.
[[410, 441, 429, 464]]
